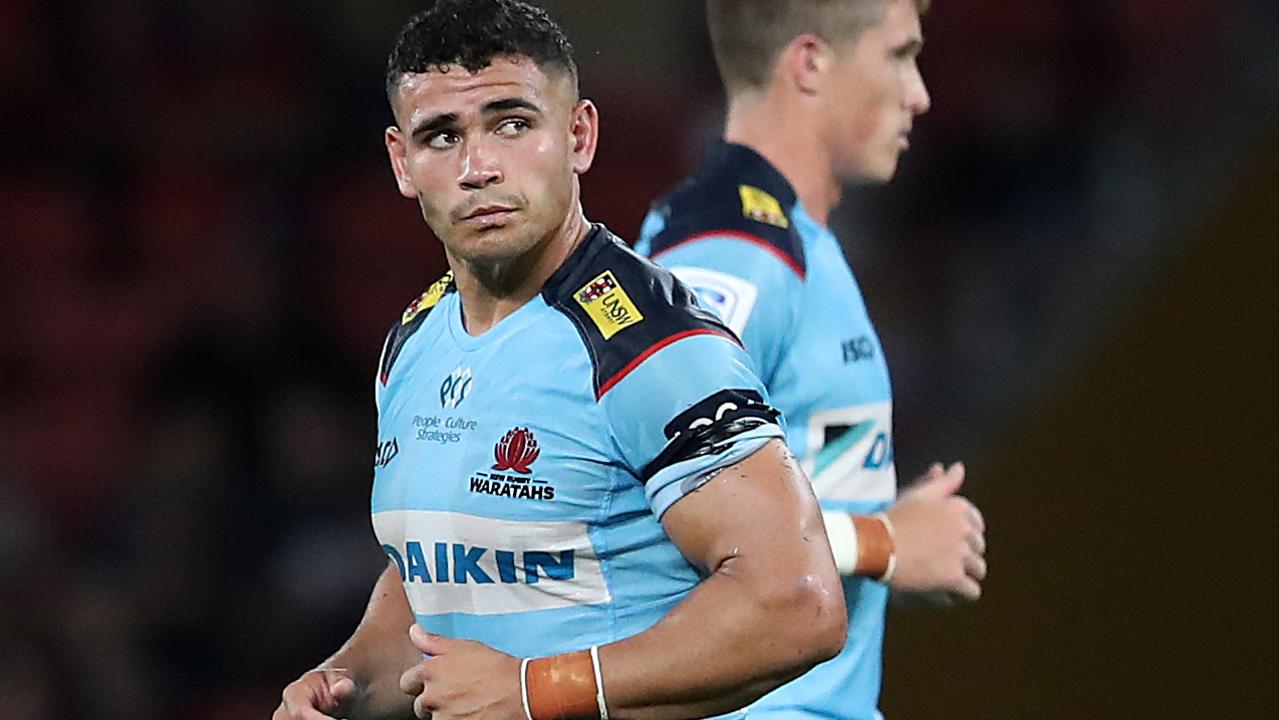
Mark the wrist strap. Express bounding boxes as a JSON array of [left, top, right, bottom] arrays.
[[520, 657, 534, 720], [874, 512, 898, 583], [822, 510, 860, 575], [524, 649, 600, 720], [851, 513, 896, 581], [590, 645, 609, 720]]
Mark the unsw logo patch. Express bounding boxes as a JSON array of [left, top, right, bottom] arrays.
[[470, 427, 555, 501], [574, 270, 644, 340], [403, 271, 454, 325], [739, 185, 789, 229]]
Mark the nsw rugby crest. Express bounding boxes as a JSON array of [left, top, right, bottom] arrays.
[[470, 427, 555, 501]]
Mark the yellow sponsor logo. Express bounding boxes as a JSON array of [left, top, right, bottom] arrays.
[[402, 271, 454, 325], [739, 184, 789, 229], [574, 270, 644, 340]]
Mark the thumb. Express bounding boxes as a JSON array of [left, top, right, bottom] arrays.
[[904, 461, 964, 500], [409, 623, 459, 656], [409, 623, 433, 654], [330, 675, 356, 703]]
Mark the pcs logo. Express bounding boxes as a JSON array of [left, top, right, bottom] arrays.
[[440, 366, 473, 409]]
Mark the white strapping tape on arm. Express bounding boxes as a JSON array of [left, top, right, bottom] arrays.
[[822, 510, 859, 576]]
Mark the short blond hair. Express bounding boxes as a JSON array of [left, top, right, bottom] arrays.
[[707, 0, 931, 95]]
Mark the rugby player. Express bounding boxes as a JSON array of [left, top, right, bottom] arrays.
[[274, 2, 846, 719], [636, 1, 987, 718]]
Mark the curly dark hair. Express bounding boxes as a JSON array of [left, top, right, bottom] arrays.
[[385, 0, 577, 103]]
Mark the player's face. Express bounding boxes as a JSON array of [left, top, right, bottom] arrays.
[[822, 0, 931, 183], [385, 57, 596, 265]]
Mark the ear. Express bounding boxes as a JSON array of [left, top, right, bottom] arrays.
[[779, 34, 832, 97], [568, 99, 599, 175], [385, 126, 418, 199]]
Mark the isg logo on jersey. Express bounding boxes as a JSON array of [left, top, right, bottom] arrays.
[[440, 366, 473, 409]]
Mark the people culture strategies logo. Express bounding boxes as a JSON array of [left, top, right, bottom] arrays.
[[440, 365, 473, 409], [470, 427, 555, 500]]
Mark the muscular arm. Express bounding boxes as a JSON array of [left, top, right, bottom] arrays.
[[599, 439, 847, 720], [276, 562, 421, 720]]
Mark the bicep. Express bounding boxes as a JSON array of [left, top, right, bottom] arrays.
[[660, 439, 827, 575]]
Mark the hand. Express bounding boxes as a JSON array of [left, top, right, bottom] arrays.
[[274, 668, 357, 720], [882, 462, 987, 603], [400, 624, 523, 720]]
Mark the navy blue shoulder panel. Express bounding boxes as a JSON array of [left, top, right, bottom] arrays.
[[646, 142, 806, 277], [543, 226, 739, 399], [379, 272, 456, 385]]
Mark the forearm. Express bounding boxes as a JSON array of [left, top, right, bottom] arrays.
[[326, 562, 420, 720], [516, 441, 845, 720], [594, 443, 845, 720], [597, 553, 845, 720]]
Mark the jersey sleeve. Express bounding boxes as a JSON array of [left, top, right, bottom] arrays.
[[600, 332, 785, 519], [644, 233, 803, 388]]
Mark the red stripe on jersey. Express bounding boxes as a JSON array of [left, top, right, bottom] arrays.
[[651, 230, 805, 279], [596, 328, 740, 399]]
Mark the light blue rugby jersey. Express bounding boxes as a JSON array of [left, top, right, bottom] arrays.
[[371, 226, 784, 678], [637, 142, 896, 720]]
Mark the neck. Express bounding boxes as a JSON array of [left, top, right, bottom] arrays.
[[449, 201, 590, 337], [723, 91, 841, 226]]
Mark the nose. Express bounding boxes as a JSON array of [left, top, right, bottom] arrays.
[[905, 62, 931, 116], [457, 138, 503, 189]]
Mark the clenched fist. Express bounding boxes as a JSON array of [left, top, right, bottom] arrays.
[[883, 462, 987, 603]]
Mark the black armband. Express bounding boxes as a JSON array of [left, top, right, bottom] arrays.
[[640, 389, 780, 482]]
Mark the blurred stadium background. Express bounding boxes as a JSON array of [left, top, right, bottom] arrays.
[[2, 1, 1276, 717]]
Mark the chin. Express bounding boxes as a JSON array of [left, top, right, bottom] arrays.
[[867, 157, 901, 183], [460, 226, 537, 262]]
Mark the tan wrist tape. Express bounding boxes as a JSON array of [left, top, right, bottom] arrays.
[[525, 649, 599, 720], [852, 514, 896, 580]]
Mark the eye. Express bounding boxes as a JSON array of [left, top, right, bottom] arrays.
[[426, 131, 459, 150], [496, 118, 532, 137]]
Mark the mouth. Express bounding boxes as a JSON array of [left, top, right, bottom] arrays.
[[460, 205, 518, 225], [898, 131, 912, 150]]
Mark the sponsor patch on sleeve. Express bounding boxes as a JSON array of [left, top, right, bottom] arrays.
[[739, 184, 789, 229], [669, 266, 758, 336], [574, 270, 645, 340], [402, 271, 454, 325]]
